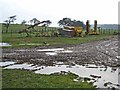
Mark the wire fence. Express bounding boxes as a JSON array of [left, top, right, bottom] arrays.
[[2, 23, 119, 37], [98, 28, 118, 35]]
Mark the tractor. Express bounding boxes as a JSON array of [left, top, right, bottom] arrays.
[[59, 25, 83, 37]]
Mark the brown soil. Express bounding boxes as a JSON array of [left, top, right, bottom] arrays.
[[2, 36, 119, 67]]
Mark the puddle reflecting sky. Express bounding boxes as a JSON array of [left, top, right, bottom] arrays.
[[34, 64, 119, 88], [0, 43, 11, 46], [37, 48, 73, 55], [37, 48, 64, 52], [1, 61, 119, 88], [0, 61, 16, 66]]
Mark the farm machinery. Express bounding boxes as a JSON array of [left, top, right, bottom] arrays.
[[61, 25, 83, 37], [86, 20, 99, 35], [59, 20, 99, 37]]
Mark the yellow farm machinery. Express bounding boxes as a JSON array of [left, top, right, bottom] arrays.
[[59, 20, 99, 37], [86, 20, 99, 35]]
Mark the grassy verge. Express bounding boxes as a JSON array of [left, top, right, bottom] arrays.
[[2, 69, 95, 88], [2, 33, 116, 48]]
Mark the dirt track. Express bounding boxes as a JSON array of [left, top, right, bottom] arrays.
[[2, 36, 120, 67]]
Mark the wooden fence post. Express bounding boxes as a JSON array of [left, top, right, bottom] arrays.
[[109, 29, 110, 34], [11, 29, 12, 37]]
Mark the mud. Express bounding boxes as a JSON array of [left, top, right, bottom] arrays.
[[1, 36, 120, 89], [2, 36, 119, 67]]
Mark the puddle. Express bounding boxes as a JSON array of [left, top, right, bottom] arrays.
[[37, 48, 64, 52], [116, 56, 120, 59], [1, 61, 119, 88], [2, 53, 17, 55], [45, 50, 73, 55], [16, 49, 30, 52], [0, 43, 11, 46], [19, 43, 42, 46], [61, 50, 73, 53], [55, 61, 64, 65], [34, 64, 119, 88], [0, 61, 16, 66], [37, 48, 73, 56], [4, 63, 41, 70], [105, 43, 111, 47], [46, 52, 57, 55]]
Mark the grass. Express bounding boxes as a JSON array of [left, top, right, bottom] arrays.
[[1, 23, 58, 33], [1, 24, 117, 89], [2, 69, 96, 88], [2, 33, 116, 48], [1, 23, 118, 48]]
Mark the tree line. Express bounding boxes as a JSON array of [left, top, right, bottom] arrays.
[[3, 16, 86, 33]]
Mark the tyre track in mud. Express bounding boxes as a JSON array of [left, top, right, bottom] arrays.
[[2, 36, 119, 67]]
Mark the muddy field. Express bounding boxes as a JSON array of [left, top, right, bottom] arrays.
[[2, 36, 119, 67]]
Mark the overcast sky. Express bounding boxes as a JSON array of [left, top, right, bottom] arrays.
[[0, 0, 119, 27]]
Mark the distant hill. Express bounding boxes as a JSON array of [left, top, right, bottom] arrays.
[[99, 24, 119, 30], [90, 24, 119, 30]]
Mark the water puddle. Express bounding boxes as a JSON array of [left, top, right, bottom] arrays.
[[34, 64, 119, 88], [37, 48, 73, 56], [0, 61, 16, 66], [4, 63, 41, 70], [1, 61, 119, 89], [14, 48, 73, 56], [0, 43, 11, 46], [19, 43, 42, 46], [46, 52, 57, 55], [37, 48, 64, 52], [61, 50, 73, 53], [116, 56, 120, 59], [16, 49, 30, 52]]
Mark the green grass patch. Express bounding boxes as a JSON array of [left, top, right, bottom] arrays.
[[1, 23, 118, 48], [2, 69, 96, 88], [2, 32, 116, 48]]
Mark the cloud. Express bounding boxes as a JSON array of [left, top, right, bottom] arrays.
[[0, 0, 119, 26]]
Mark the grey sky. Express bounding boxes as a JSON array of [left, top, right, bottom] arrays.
[[0, 0, 119, 27]]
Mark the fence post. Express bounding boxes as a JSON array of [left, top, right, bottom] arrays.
[[11, 29, 12, 37], [109, 29, 110, 34], [103, 29, 104, 34], [111, 29, 113, 34], [100, 28, 102, 34]]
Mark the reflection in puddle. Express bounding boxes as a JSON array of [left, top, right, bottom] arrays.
[[116, 56, 120, 59], [14, 48, 73, 56], [0, 43, 11, 46], [1, 61, 119, 88], [37, 48, 64, 52], [19, 43, 42, 46], [0, 61, 16, 66], [46, 52, 57, 55], [61, 50, 73, 53], [37, 48, 73, 56], [4, 63, 41, 70], [34, 65, 119, 88]]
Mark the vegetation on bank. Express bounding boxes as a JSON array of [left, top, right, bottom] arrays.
[[1, 23, 118, 48], [2, 33, 116, 48], [2, 69, 96, 88]]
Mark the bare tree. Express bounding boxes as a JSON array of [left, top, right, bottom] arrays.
[[4, 15, 16, 33], [19, 20, 52, 37], [29, 18, 40, 25], [41, 20, 52, 34]]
